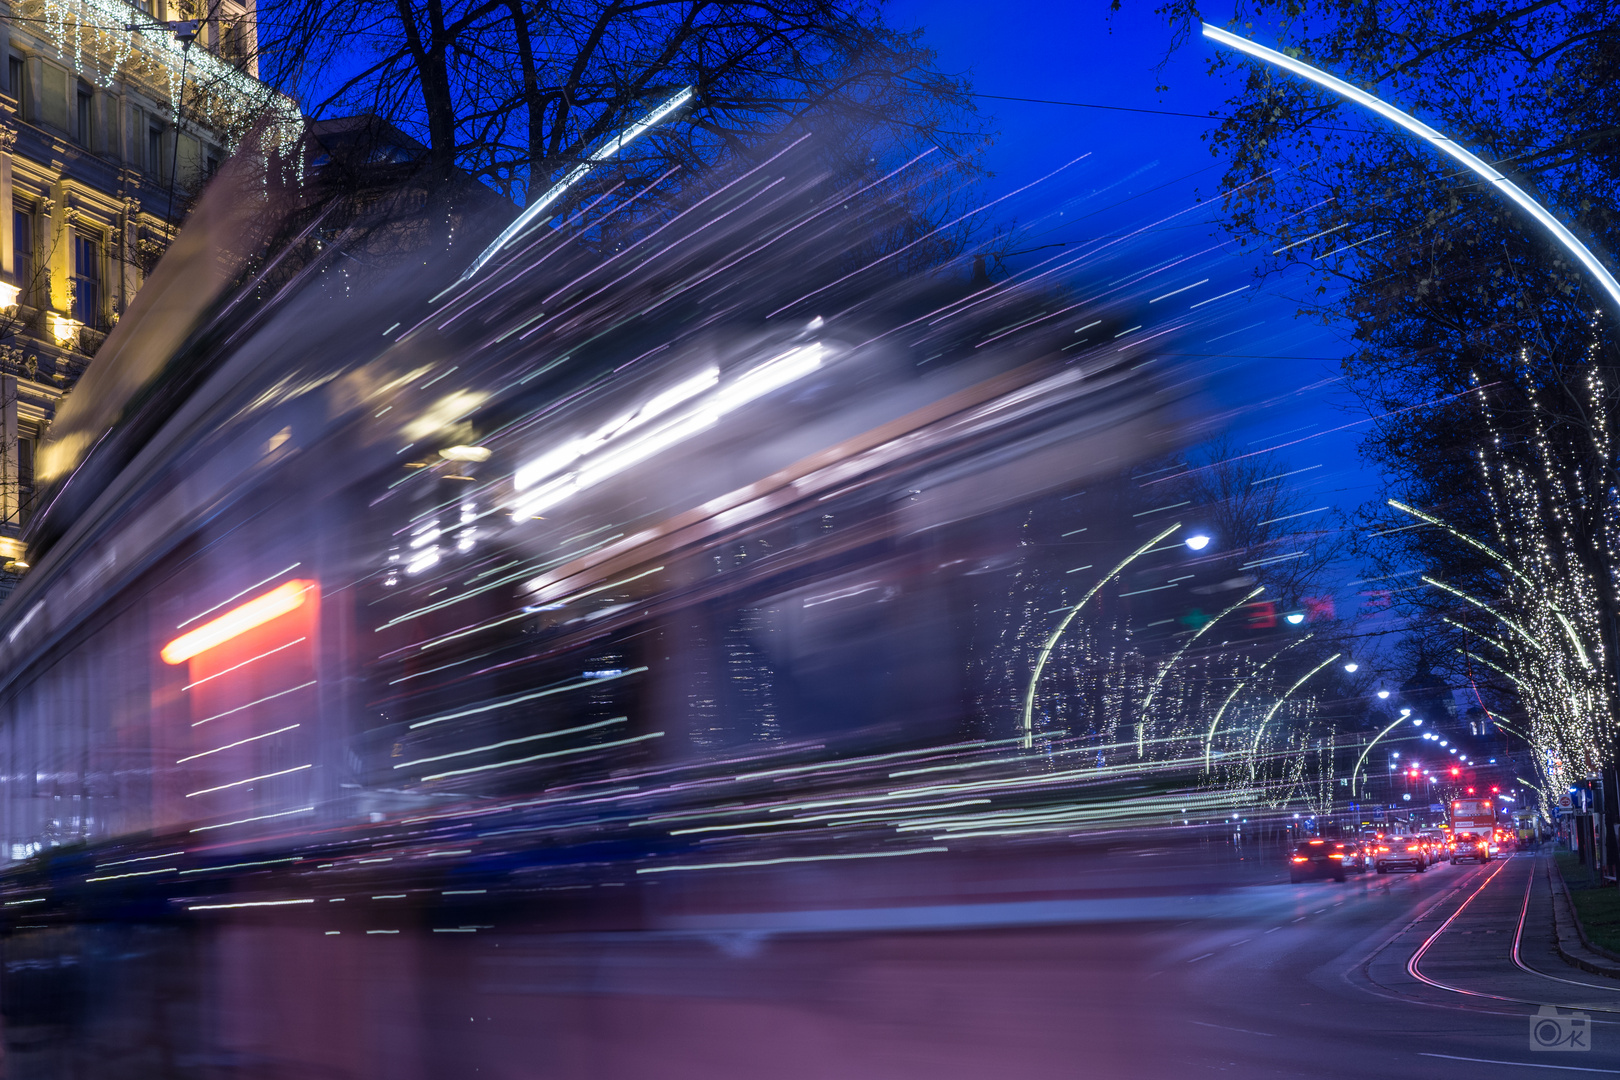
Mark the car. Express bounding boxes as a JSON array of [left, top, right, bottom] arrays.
[[1290, 839, 1348, 882], [1375, 836, 1428, 873], [1451, 834, 1490, 863], [1347, 839, 1375, 872]]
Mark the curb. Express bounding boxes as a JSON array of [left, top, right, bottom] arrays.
[[1548, 855, 1620, 978]]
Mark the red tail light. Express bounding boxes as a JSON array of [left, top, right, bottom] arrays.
[[1406, 845, 1419, 852], [1291, 856, 1309, 863], [1377, 845, 1389, 853], [1328, 853, 1345, 859]]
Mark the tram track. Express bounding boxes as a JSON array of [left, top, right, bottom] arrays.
[[1370, 852, 1620, 1015]]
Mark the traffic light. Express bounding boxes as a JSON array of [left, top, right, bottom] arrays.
[[1490, 786, 1499, 793], [1466, 787, 1475, 794], [1450, 767, 1460, 777]]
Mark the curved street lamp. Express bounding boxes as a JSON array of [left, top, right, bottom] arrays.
[[1201, 24, 1620, 313]]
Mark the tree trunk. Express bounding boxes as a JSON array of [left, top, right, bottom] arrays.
[[397, 0, 459, 180]]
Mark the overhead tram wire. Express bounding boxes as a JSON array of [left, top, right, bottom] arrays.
[[969, 91, 1379, 135]]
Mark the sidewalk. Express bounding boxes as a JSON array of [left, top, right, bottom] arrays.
[[1546, 852, 1620, 979]]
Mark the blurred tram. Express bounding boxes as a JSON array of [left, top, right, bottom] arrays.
[[0, 140, 1196, 926]]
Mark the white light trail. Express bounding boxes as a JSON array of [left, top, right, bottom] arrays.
[[510, 345, 823, 520], [178, 724, 301, 765], [513, 367, 718, 491], [457, 87, 695, 284], [188, 898, 315, 911], [188, 806, 315, 833], [86, 866, 178, 883], [407, 666, 646, 730], [182, 639, 308, 691], [1202, 23, 1620, 312], [191, 681, 317, 727], [393, 715, 627, 770], [419, 731, 663, 782], [185, 764, 313, 798], [178, 563, 303, 629], [635, 846, 948, 875]]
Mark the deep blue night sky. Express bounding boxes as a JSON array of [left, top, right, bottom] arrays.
[[894, 1, 1385, 623]]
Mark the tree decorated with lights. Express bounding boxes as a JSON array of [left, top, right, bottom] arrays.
[[1155, 0, 1620, 806]]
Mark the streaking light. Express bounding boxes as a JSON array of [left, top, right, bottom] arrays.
[[184, 764, 313, 798], [188, 806, 315, 833], [1202, 23, 1620, 312], [511, 345, 823, 520], [635, 846, 948, 875], [161, 580, 314, 665], [457, 87, 695, 285]]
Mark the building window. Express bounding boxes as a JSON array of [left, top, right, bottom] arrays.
[[72, 233, 99, 329], [221, 18, 250, 68], [148, 125, 163, 175], [8, 56, 24, 116], [17, 436, 32, 522], [13, 210, 31, 305], [75, 84, 92, 147]]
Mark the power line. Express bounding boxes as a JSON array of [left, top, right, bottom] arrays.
[[970, 91, 1377, 135]]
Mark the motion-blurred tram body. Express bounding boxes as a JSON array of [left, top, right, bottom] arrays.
[[0, 146, 1185, 910]]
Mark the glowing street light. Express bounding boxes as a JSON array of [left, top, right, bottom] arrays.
[[1343, 661, 1359, 672], [1184, 534, 1212, 551], [1285, 612, 1305, 625], [1200, 24, 1620, 315], [1376, 690, 1390, 699]]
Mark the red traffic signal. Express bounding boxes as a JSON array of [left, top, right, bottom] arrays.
[[1491, 786, 1499, 793], [1450, 767, 1460, 777]]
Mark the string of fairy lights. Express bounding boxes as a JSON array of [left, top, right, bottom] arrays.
[[1000, 527, 1347, 812], [11, 0, 300, 154], [1451, 326, 1620, 812]]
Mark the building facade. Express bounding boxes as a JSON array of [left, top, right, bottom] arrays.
[[0, 0, 276, 586]]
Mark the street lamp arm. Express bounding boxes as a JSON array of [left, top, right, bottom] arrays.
[[1201, 24, 1620, 314], [1021, 522, 1181, 749], [1352, 712, 1413, 798], [1137, 585, 1264, 756]]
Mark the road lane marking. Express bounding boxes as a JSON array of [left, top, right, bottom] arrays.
[[1229, 939, 1249, 947], [1292, 916, 1307, 922], [1188, 952, 1214, 963], [1265, 927, 1282, 933], [1420, 1053, 1620, 1074]]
